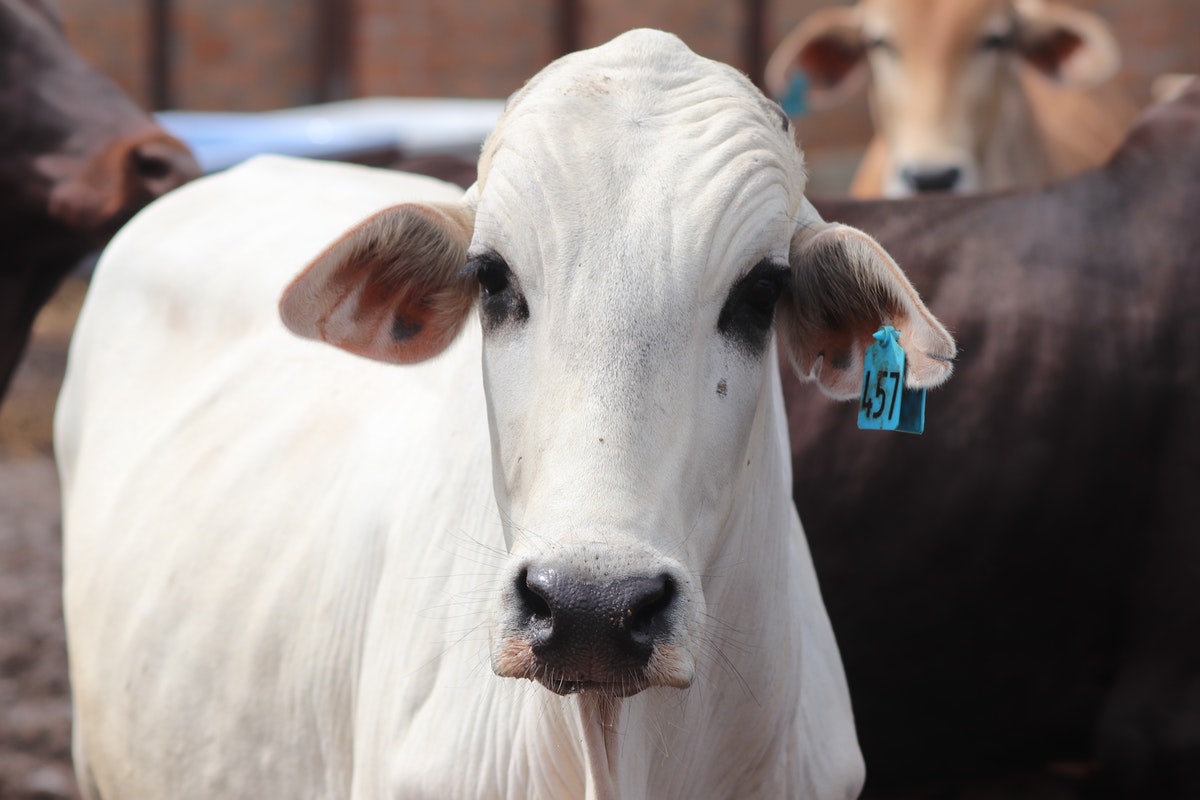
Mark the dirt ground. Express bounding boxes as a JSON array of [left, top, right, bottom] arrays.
[[0, 278, 84, 800], [0, 277, 1085, 800]]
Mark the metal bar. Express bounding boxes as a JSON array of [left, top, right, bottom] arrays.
[[744, 0, 766, 90], [147, 0, 171, 109], [556, 0, 580, 57], [316, 0, 355, 102]]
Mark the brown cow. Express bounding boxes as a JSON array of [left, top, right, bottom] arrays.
[[1, 0, 199, 400], [792, 79, 1200, 798], [766, 0, 1137, 196]]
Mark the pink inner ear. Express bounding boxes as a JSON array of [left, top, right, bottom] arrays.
[[779, 224, 955, 399], [801, 34, 865, 89], [766, 8, 866, 106], [1022, 28, 1084, 79], [280, 203, 476, 365], [787, 312, 903, 400]]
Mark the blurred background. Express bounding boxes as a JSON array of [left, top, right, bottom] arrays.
[[57, 0, 1200, 190]]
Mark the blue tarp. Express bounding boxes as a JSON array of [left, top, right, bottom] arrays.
[[156, 97, 505, 173]]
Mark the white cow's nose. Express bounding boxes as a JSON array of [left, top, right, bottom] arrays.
[[515, 566, 676, 683]]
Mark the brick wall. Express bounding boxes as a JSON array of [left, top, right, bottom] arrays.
[[57, 0, 1200, 146], [577, 0, 749, 69], [171, 0, 317, 109], [60, 0, 150, 106], [60, 0, 316, 110], [354, 0, 559, 98], [351, 0, 757, 99]]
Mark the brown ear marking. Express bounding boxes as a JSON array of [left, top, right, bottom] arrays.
[[392, 313, 424, 342]]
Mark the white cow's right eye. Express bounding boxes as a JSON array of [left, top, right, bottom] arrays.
[[468, 252, 529, 330], [475, 256, 511, 297]]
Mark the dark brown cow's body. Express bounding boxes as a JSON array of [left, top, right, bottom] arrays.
[[796, 83, 1200, 798], [1, 0, 199, 400], [321, 92, 1199, 795]]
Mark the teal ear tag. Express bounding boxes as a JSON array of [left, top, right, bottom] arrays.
[[857, 326, 927, 434], [779, 72, 809, 118]]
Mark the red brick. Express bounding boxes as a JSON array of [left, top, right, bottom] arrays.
[[50, 0, 1200, 136]]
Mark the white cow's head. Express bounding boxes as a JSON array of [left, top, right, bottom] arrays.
[[281, 30, 954, 698], [766, 0, 1122, 195]]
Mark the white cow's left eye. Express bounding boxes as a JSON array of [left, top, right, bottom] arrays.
[[717, 261, 790, 356]]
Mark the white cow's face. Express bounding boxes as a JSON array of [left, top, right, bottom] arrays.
[[280, 29, 956, 699], [468, 41, 807, 693]]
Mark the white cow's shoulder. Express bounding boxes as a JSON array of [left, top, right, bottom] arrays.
[[58, 156, 475, 491]]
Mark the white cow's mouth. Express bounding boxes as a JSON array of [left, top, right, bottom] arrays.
[[540, 677, 650, 698], [493, 636, 694, 697]]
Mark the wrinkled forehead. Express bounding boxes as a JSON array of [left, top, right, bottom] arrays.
[[861, 0, 1016, 50], [475, 31, 807, 225]]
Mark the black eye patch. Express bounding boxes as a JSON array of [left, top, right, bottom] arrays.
[[462, 251, 529, 331], [717, 259, 791, 357]]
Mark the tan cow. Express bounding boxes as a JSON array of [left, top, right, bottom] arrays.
[[766, 0, 1137, 197]]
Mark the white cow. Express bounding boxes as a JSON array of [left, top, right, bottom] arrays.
[[57, 30, 955, 799]]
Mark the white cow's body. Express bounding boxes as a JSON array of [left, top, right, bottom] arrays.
[[59, 31, 954, 799]]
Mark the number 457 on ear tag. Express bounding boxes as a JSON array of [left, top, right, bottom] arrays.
[[857, 326, 927, 434]]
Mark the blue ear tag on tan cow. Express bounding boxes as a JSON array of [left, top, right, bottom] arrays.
[[779, 72, 809, 118], [857, 326, 926, 434]]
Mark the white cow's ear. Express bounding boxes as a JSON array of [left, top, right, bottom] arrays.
[[764, 6, 868, 111], [777, 218, 956, 400], [1014, 0, 1121, 87], [280, 202, 476, 364]]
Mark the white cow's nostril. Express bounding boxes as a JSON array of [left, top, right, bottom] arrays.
[[516, 567, 554, 626]]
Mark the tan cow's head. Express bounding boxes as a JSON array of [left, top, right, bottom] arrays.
[[766, 0, 1122, 196]]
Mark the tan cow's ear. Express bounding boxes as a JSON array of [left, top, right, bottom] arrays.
[[778, 215, 955, 399], [1014, 0, 1121, 88], [280, 202, 476, 364], [765, 6, 868, 111]]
